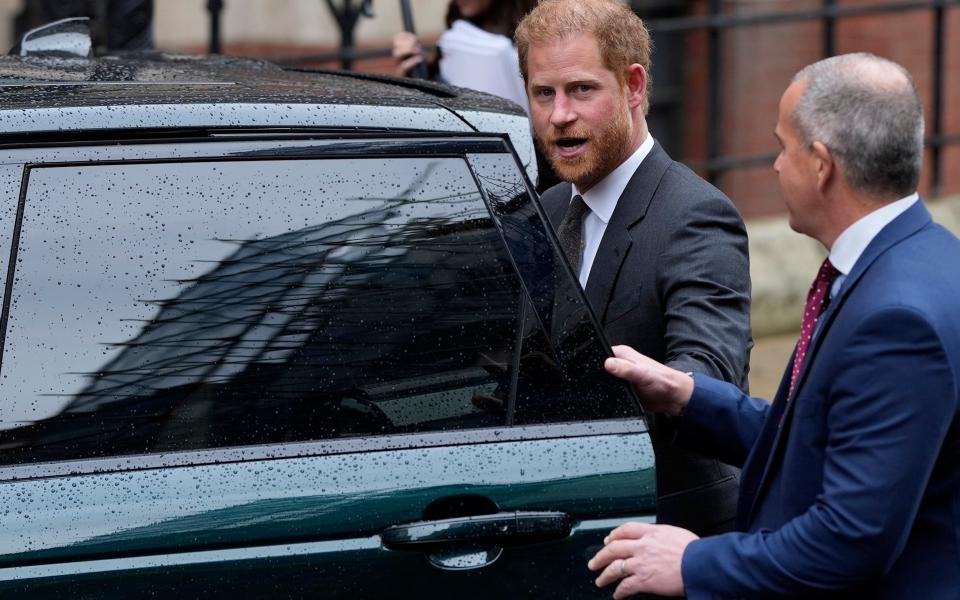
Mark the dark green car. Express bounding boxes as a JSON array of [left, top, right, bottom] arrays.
[[0, 21, 655, 599]]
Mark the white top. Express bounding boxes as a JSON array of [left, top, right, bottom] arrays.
[[569, 134, 655, 287], [437, 19, 529, 114], [828, 192, 919, 297]]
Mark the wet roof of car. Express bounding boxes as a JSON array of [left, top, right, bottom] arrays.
[[0, 53, 526, 134]]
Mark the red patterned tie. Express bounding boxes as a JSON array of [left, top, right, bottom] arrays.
[[789, 258, 840, 397]]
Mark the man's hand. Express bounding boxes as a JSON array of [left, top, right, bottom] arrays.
[[604, 345, 694, 416], [587, 522, 699, 598]]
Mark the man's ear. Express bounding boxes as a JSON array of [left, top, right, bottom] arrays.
[[811, 141, 834, 193], [625, 64, 646, 110]]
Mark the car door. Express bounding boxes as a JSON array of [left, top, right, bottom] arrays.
[[0, 135, 655, 598]]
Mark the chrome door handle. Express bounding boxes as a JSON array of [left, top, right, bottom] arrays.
[[381, 511, 572, 551]]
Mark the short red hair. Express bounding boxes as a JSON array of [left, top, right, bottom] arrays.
[[514, 0, 653, 113]]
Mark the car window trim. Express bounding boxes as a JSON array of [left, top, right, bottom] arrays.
[[0, 131, 516, 157], [0, 166, 29, 373], [0, 418, 648, 483]]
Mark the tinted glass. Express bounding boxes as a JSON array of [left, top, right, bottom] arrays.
[[467, 153, 640, 425], [0, 157, 524, 463]]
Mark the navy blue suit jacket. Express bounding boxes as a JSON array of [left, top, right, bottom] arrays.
[[676, 201, 960, 597]]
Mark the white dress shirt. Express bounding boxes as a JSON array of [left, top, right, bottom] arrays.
[[828, 192, 919, 298], [570, 133, 655, 287]]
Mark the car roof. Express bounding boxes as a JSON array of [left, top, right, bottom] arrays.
[[0, 53, 521, 114], [0, 53, 537, 179], [0, 53, 524, 135]]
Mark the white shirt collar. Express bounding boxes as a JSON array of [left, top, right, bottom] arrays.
[[571, 133, 654, 223], [829, 193, 919, 275]]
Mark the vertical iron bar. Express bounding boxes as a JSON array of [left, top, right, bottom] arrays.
[[207, 0, 223, 54], [341, 0, 356, 70], [930, 1, 945, 197], [325, 0, 362, 70], [707, 0, 723, 185], [822, 0, 836, 57]]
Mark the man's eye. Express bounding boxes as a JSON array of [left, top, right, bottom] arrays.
[[576, 85, 592, 93], [536, 88, 554, 98]]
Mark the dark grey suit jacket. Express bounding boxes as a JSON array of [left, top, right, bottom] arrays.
[[541, 141, 752, 535]]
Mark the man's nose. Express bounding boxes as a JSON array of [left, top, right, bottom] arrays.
[[549, 95, 576, 128]]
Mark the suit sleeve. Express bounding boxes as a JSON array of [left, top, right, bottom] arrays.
[[656, 183, 752, 389], [675, 373, 770, 467], [681, 307, 957, 597]]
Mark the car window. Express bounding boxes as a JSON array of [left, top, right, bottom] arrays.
[[0, 150, 638, 467], [0, 157, 526, 461]]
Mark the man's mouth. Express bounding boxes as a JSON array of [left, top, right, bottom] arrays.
[[554, 136, 588, 158]]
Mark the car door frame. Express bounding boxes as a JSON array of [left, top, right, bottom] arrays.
[[0, 132, 655, 598]]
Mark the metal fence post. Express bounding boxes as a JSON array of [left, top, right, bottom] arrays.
[[707, 0, 723, 185], [823, 0, 836, 57], [207, 0, 223, 54], [931, 1, 945, 196]]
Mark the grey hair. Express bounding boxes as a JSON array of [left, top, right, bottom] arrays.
[[791, 53, 924, 199]]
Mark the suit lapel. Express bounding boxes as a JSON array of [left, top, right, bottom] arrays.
[[585, 142, 672, 320], [743, 200, 934, 525]]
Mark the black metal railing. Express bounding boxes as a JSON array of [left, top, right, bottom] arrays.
[[643, 0, 958, 194]]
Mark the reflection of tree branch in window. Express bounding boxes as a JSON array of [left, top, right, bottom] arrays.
[[73, 197, 485, 404], [0, 181, 522, 461]]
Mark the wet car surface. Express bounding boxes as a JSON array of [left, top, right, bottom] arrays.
[[0, 45, 655, 598]]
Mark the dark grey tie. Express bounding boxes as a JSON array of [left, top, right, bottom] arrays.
[[556, 194, 590, 273]]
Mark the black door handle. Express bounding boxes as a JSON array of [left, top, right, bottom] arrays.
[[381, 511, 572, 551]]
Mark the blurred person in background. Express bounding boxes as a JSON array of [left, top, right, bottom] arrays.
[[392, 0, 536, 113], [393, 0, 557, 190]]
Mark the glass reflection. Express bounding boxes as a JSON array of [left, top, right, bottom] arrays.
[[0, 158, 521, 463]]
